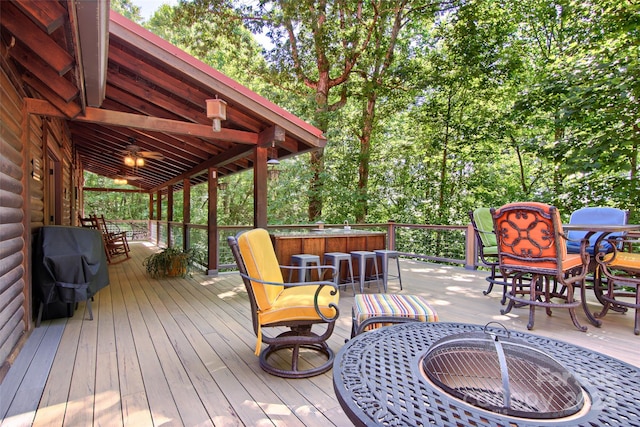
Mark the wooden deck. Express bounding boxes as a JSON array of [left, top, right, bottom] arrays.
[[2, 242, 639, 426]]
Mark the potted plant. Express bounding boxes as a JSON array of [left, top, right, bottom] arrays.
[[143, 246, 199, 278]]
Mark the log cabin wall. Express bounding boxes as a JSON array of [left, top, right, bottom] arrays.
[[0, 63, 27, 380], [0, 51, 77, 381]]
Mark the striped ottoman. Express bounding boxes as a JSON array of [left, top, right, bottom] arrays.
[[351, 293, 438, 337]]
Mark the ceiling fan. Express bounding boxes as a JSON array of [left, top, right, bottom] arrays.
[[121, 138, 163, 167], [111, 173, 142, 185]]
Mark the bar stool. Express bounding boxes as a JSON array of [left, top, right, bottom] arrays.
[[324, 252, 356, 294], [375, 249, 403, 292], [350, 251, 381, 293], [289, 254, 322, 282]]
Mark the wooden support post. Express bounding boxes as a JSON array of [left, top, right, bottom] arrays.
[[207, 168, 218, 275], [167, 184, 173, 246], [156, 191, 162, 245], [465, 223, 477, 270], [254, 146, 268, 228], [183, 178, 191, 252]]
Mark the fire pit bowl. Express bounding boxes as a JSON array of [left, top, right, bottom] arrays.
[[333, 322, 640, 427], [421, 323, 586, 419]]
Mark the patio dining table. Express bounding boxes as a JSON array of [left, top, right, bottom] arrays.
[[562, 223, 640, 326], [333, 322, 640, 426]]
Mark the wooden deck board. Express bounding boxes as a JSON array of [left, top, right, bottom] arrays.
[[3, 242, 639, 426]]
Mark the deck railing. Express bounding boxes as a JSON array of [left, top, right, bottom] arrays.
[[110, 220, 480, 273]]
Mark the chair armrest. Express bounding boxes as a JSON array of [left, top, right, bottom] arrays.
[[238, 271, 340, 322], [559, 233, 591, 266], [279, 264, 337, 282]]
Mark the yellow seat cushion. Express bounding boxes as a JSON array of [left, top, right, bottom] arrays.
[[259, 284, 339, 325], [603, 252, 640, 272]]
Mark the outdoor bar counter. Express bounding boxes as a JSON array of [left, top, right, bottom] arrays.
[[270, 229, 386, 282]]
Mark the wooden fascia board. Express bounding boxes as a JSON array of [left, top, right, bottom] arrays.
[[73, 0, 109, 107], [108, 11, 326, 149], [25, 98, 258, 143]]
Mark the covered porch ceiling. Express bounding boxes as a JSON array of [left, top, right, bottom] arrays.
[[1, 0, 325, 192]]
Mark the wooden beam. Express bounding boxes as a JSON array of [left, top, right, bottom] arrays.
[[106, 67, 207, 123], [13, 0, 66, 34], [109, 11, 326, 148], [24, 98, 258, 143], [10, 43, 79, 102], [109, 44, 264, 133], [83, 187, 149, 194], [257, 125, 286, 147], [1, 1, 74, 75], [148, 144, 254, 193], [22, 75, 82, 119]]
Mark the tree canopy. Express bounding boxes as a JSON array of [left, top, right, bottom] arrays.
[[93, 0, 639, 226]]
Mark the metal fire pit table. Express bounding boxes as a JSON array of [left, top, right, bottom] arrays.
[[333, 322, 640, 426]]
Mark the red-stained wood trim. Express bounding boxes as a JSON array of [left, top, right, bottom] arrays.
[[1, 2, 74, 75], [13, 0, 66, 34], [109, 10, 326, 147], [9, 43, 79, 102], [253, 146, 267, 228], [207, 168, 218, 274], [25, 98, 258, 143], [22, 75, 81, 118]]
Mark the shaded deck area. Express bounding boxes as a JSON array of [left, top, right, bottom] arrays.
[[2, 242, 639, 426]]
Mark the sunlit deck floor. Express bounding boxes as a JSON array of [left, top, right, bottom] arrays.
[[2, 242, 639, 426]]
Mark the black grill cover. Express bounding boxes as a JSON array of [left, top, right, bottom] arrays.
[[32, 226, 109, 321]]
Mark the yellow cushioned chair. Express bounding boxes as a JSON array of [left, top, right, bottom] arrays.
[[595, 237, 640, 335], [491, 202, 590, 331], [228, 228, 340, 378]]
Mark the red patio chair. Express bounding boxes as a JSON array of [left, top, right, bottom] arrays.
[[491, 202, 590, 331]]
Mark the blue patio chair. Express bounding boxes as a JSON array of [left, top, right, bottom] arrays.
[[566, 207, 628, 255]]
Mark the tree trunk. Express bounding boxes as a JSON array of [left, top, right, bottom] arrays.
[[309, 74, 330, 221], [355, 94, 377, 223], [438, 92, 453, 222]]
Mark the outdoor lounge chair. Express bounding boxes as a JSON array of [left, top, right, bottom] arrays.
[[469, 208, 508, 303], [566, 207, 627, 255], [228, 228, 340, 378], [595, 235, 640, 335], [491, 202, 590, 331]]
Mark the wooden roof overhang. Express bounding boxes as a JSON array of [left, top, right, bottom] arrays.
[[1, 0, 326, 192]]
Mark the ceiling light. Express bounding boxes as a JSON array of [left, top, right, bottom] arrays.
[[267, 142, 280, 180], [135, 157, 145, 167], [124, 155, 135, 167]]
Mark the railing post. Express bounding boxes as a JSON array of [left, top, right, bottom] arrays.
[[465, 224, 477, 270], [387, 220, 396, 250]]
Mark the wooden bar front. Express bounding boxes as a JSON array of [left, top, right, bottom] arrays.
[[271, 230, 387, 282]]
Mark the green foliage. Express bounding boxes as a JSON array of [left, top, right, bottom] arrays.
[[83, 172, 149, 220], [111, 0, 143, 22], [143, 246, 201, 278], [111, 0, 639, 233]]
